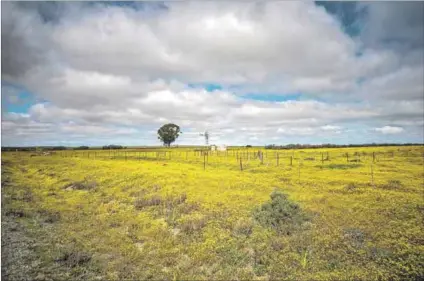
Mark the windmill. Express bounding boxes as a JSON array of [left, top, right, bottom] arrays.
[[199, 130, 209, 147]]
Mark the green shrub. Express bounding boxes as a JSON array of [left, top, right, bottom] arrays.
[[252, 190, 308, 235]]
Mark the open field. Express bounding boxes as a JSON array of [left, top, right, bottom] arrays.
[[2, 146, 424, 280]]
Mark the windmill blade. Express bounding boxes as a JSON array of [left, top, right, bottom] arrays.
[[198, 130, 209, 146]]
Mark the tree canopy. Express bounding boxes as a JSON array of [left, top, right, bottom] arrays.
[[157, 123, 181, 147]]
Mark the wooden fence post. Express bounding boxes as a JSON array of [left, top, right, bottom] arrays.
[[290, 156, 293, 166], [203, 153, 206, 170], [240, 157, 243, 171], [277, 153, 279, 166], [298, 160, 301, 181]]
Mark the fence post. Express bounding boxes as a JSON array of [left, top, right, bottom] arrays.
[[203, 153, 206, 170], [346, 153, 349, 162], [298, 159, 301, 182], [277, 153, 279, 166], [321, 153, 324, 164], [373, 152, 375, 163], [240, 157, 243, 171], [290, 156, 293, 166]]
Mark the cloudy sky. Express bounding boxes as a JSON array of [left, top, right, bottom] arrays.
[[1, 1, 423, 146]]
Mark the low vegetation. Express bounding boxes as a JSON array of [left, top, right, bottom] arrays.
[[1, 146, 423, 280]]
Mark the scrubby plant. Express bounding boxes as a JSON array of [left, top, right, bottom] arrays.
[[384, 179, 402, 189], [233, 218, 254, 236], [63, 177, 97, 191], [343, 227, 366, 249], [55, 249, 92, 268], [253, 190, 308, 235], [345, 182, 357, 191], [134, 196, 162, 210], [327, 163, 362, 169], [178, 214, 207, 234]]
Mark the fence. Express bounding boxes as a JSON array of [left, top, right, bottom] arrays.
[[47, 148, 423, 173], [6, 147, 423, 186]]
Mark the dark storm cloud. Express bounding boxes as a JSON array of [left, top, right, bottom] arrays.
[[1, 1, 49, 77], [360, 1, 424, 52]]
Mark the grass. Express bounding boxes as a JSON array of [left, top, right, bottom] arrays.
[[1, 146, 424, 280]]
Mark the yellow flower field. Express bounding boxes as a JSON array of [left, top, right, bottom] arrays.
[[2, 146, 423, 280]]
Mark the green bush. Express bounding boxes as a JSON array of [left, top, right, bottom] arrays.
[[253, 190, 308, 235]]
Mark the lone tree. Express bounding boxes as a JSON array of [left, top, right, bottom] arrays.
[[157, 123, 181, 147]]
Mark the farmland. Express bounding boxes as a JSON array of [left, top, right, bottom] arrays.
[[2, 146, 424, 281]]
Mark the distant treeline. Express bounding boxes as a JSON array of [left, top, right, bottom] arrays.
[[264, 143, 423, 150], [102, 145, 126, 150], [1, 145, 126, 151], [1, 146, 68, 151]]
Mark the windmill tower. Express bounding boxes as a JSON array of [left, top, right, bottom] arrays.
[[199, 130, 209, 147]]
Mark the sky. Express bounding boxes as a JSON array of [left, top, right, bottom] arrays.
[[1, 1, 423, 147]]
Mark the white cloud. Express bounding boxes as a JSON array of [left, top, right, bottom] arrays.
[[375, 126, 404, 134], [1, 2, 423, 146], [321, 125, 342, 131]]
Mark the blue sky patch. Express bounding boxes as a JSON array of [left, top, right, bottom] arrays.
[[188, 83, 223, 92], [1, 82, 38, 114]]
